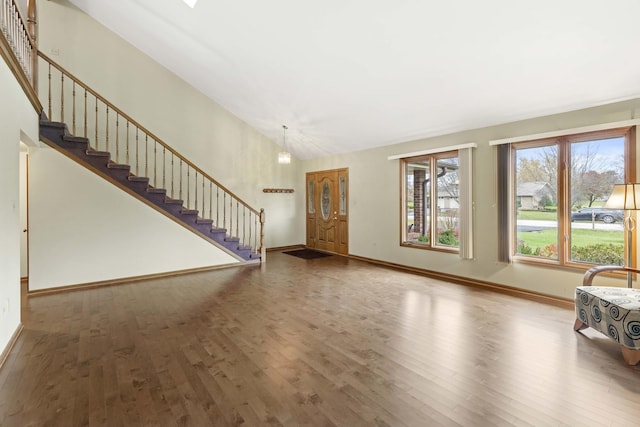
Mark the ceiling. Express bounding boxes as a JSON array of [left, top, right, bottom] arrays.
[[68, 0, 640, 160]]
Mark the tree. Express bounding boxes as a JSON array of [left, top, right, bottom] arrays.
[[579, 170, 620, 207], [570, 142, 623, 207], [517, 146, 558, 202], [517, 158, 546, 183], [517, 141, 623, 208]]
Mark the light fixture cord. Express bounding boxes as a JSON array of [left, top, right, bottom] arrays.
[[282, 125, 288, 151]]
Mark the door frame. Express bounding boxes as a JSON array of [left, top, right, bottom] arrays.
[[19, 146, 29, 282]]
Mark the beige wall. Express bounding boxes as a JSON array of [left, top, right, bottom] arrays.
[[302, 99, 640, 300], [38, 0, 304, 250], [0, 56, 39, 353], [28, 147, 240, 291]]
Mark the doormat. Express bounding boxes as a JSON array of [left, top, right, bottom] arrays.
[[283, 249, 333, 259]]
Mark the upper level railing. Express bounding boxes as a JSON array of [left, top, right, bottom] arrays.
[[0, 0, 36, 87], [39, 51, 265, 259]]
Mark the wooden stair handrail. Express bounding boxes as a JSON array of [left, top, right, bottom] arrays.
[[2, 0, 36, 49], [0, 0, 40, 111], [38, 50, 260, 217], [27, 0, 37, 93]]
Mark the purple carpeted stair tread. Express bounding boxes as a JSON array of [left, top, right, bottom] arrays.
[[164, 197, 183, 204], [147, 188, 166, 194], [107, 162, 130, 170], [128, 176, 149, 182], [86, 149, 110, 157], [62, 135, 89, 144]]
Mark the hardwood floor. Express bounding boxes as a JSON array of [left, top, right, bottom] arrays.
[[1, 252, 640, 426]]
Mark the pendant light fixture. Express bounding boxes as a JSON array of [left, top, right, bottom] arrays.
[[278, 125, 291, 164]]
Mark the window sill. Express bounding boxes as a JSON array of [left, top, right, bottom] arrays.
[[401, 242, 459, 254]]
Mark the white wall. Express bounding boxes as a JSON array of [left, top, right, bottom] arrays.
[[15, 0, 27, 17], [303, 99, 640, 300], [0, 57, 39, 353], [28, 147, 239, 291], [38, 0, 304, 249]]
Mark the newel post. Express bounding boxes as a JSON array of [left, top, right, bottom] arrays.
[[260, 208, 266, 262], [27, 0, 37, 93]]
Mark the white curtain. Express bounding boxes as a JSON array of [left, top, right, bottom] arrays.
[[458, 147, 474, 260]]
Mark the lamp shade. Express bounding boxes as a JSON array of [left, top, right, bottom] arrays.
[[278, 124, 291, 164], [278, 151, 291, 164], [604, 183, 640, 210]]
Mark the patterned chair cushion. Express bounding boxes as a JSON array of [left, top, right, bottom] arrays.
[[575, 286, 640, 350]]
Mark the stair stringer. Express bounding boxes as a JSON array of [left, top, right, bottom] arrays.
[[39, 120, 260, 263]]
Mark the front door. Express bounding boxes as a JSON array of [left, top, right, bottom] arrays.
[[306, 168, 348, 255]]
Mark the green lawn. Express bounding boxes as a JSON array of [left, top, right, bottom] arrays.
[[518, 228, 623, 248], [517, 204, 606, 221], [516, 210, 557, 221]]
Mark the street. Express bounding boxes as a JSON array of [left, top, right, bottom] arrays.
[[517, 219, 623, 231]]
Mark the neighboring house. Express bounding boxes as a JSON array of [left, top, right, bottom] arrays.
[[517, 181, 554, 210]]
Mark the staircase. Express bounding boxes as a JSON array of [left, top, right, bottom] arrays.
[[1, 5, 263, 263], [39, 119, 261, 261]]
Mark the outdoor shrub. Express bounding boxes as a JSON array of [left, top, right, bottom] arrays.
[[517, 240, 535, 255], [438, 229, 459, 246], [538, 195, 554, 210], [517, 241, 557, 258], [537, 244, 558, 258], [418, 234, 429, 243], [571, 243, 623, 265]]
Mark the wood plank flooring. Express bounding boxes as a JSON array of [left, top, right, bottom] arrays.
[[1, 252, 640, 426]]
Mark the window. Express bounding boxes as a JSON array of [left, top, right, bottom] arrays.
[[403, 151, 461, 251], [503, 127, 635, 267], [394, 143, 474, 258]]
